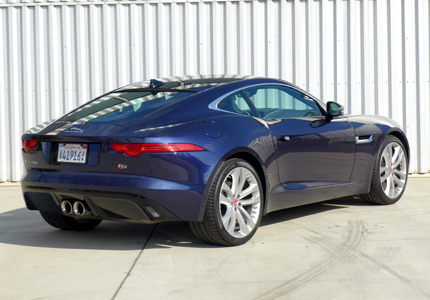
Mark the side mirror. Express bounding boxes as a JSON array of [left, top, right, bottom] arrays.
[[326, 101, 344, 117]]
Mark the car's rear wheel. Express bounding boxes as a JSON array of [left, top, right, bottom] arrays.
[[362, 136, 408, 205], [190, 158, 263, 246], [40, 211, 102, 231]]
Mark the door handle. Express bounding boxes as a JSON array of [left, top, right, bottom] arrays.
[[279, 136, 291, 142]]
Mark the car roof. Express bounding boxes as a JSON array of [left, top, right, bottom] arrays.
[[117, 74, 257, 92]]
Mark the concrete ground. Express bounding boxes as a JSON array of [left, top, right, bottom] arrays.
[[1, 177, 429, 300]]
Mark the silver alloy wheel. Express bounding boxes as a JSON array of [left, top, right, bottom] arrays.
[[379, 141, 407, 198], [219, 166, 261, 238]]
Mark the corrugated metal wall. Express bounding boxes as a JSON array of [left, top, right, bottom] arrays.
[[0, 0, 429, 181]]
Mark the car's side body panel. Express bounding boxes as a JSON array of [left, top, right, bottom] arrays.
[[267, 181, 370, 213], [268, 117, 356, 186]]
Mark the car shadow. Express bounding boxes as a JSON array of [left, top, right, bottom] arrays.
[[0, 207, 156, 250], [0, 196, 371, 250]]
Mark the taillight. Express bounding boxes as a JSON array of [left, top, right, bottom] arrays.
[[22, 139, 38, 152], [110, 143, 206, 157]]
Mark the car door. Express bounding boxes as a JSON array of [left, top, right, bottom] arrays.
[[244, 85, 356, 190]]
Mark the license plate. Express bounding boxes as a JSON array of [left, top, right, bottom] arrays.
[[57, 143, 88, 164]]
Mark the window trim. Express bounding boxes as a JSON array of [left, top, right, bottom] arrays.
[[209, 83, 328, 119]]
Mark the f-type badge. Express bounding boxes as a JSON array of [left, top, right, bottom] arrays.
[[64, 127, 84, 134]]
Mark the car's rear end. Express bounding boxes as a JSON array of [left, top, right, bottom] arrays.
[[20, 78, 234, 227]]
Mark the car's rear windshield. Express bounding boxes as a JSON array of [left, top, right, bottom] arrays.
[[60, 87, 209, 124]]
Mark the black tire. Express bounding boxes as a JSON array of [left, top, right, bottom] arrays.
[[190, 158, 264, 246], [40, 211, 102, 231], [361, 136, 408, 205]]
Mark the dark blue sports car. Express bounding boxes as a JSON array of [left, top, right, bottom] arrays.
[[21, 75, 409, 245]]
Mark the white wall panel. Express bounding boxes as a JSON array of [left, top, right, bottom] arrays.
[[416, 0, 430, 172], [0, 0, 429, 181], [306, 0, 320, 97]]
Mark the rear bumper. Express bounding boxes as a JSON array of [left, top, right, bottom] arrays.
[[22, 186, 182, 223], [21, 169, 212, 222]]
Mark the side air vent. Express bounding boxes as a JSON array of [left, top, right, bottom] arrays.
[[355, 135, 374, 144]]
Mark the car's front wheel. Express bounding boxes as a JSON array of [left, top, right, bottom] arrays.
[[362, 135, 408, 205], [40, 211, 102, 231], [190, 158, 263, 246]]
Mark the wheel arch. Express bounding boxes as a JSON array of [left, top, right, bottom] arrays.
[[387, 129, 410, 163], [226, 151, 268, 215], [197, 149, 269, 221], [190, 152, 267, 245]]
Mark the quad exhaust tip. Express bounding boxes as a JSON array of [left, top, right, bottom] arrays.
[[61, 200, 73, 215], [61, 200, 91, 216], [73, 201, 90, 216]]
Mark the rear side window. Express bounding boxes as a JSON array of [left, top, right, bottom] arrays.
[[217, 92, 258, 117], [61, 90, 199, 124]]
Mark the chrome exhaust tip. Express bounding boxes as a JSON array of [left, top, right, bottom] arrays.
[[73, 201, 90, 216], [61, 200, 73, 215]]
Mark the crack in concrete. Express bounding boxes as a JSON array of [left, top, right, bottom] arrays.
[[111, 224, 158, 300]]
